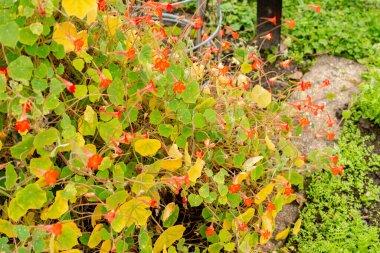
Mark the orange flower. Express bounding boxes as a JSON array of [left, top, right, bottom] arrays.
[[283, 19, 296, 29], [51, 222, 63, 236], [307, 4, 321, 13], [267, 202, 276, 213], [205, 223, 215, 236], [279, 59, 292, 69], [192, 16, 204, 30], [296, 80, 312, 91], [21, 101, 32, 112], [261, 16, 277, 25], [284, 185, 294, 196], [98, 70, 112, 89], [329, 164, 344, 175], [299, 117, 310, 128], [195, 150, 204, 159], [149, 199, 157, 208], [323, 153, 339, 164], [56, 75, 76, 94], [262, 230, 271, 240], [0, 68, 8, 79], [87, 154, 103, 170], [222, 41, 231, 51], [154, 57, 170, 73], [152, 27, 168, 40], [104, 210, 116, 223], [243, 197, 253, 207], [238, 221, 248, 231], [276, 123, 290, 132], [110, 49, 136, 60], [138, 80, 158, 94], [172, 80, 186, 94], [44, 169, 59, 186], [260, 33, 273, 40], [15, 119, 31, 135], [326, 112, 336, 127], [73, 38, 84, 52], [228, 183, 240, 194]]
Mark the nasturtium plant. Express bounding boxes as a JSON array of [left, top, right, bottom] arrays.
[[0, 0, 336, 252]]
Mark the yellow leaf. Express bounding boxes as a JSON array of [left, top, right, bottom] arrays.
[[52, 22, 88, 52], [241, 62, 252, 74], [62, 0, 97, 20], [168, 144, 183, 159], [254, 183, 275, 205], [160, 158, 182, 172], [86, 6, 98, 25], [294, 157, 305, 168], [237, 208, 255, 223], [153, 225, 186, 253], [235, 172, 248, 184], [275, 227, 290, 240], [61, 250, 82, 253], [134, 139, 161, 156], [44, 191, 69, 220], [131, 173, 155, 194], [100, 240, 112, 253], [111, 197, 152, 233], [242, 156, 263, 172], [0, 219, 16, 237], [92, 204, 103, 227], [251, 85, 272, 108], [265, 135, 276, 151], [188, 158, 205, 182], [223, 219, 232, 231], [293, 219, 302, 235], [162, 203, 176, 222], [260, 211, 274, 244], [102, 14, 122, 36], [88, 224, 103, 248], [283, 194, 297, 204]]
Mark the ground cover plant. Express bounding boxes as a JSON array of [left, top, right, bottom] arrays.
[[287, 119, 380, 252], [0, 0, 342, 252]]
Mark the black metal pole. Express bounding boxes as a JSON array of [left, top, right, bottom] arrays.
[[257, 0, 282, 49]]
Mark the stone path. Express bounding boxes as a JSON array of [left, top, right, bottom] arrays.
[[261, 55, 366, 252]]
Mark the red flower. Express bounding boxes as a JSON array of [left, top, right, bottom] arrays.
[[149, 199, 157, 208], [323, 153, 339, 164], [104, 210, 116, 223], [192, 16, 204, 30], [98, 0, 107, 11], [56, 75, 76, 94], [261, 16, 277, 25], [0, 68, 8, 79], [195, 150, 204, 159], [21, 101, 32, 113], [87, 154, 103, 170], [330, 164, 344, 175], [319, 79, 331, 89], [238, 222, 248, 231], [51, 222, 63, 236], [296, 81, 312, 91], [276, 123, 290, 132], [243, 197, 253, 207], [283, 19, 296, 29], [205, 223, 215, 236], [307, 4, 321, 13], [15, 119, 31, 135], [284, 186, 294, 196], [228, 183, 240, 194], [154, 57, 170, 73], [138, 80, 158, 94], [44, 169, 59, 186], [173, 80, 186, 94], [36, 0, 46, 16]]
